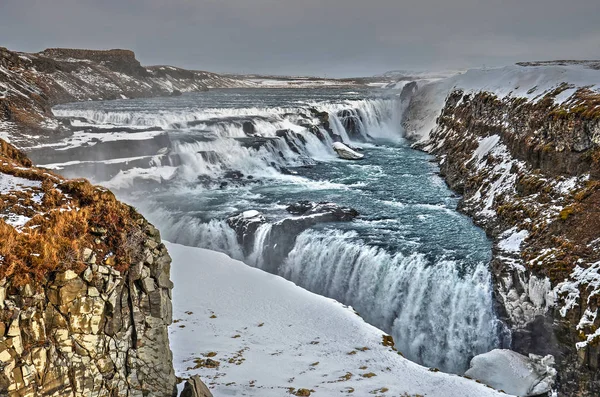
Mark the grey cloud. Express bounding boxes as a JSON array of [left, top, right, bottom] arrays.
[[1, 0, 599, 76]]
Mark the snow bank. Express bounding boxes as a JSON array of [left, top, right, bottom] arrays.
[[405, 63, 600, 141], [465, 349, 556, 396], [332, 142, 364, 160], [166, 242, 508, 397]]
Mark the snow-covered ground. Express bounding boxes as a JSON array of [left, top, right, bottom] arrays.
[[404, 63, 600, 141], [167, 242, 509, 397]]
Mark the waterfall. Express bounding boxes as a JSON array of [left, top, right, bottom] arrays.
[[279, 229, 499, 373], [51, 89, 500, 376]]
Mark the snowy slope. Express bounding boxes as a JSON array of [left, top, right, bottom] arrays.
[[167, 242, 509, 397], [403, 63, 600, 141]]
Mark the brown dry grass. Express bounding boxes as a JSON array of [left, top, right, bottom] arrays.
[[0, 138, 145, 286]]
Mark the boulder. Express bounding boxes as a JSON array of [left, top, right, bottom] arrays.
[[400, 81, 418, 102], [286, 201, 359, 221], [464, 349, 556, 396], [242, 121, 256, 135], [332, 142, 364, 160], [226, 210, 268, 255], [180, 375, 213, 397]]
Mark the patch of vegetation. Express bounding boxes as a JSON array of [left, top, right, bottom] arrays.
[[0, 139, 151, 286], [559, 205, 578, 221]]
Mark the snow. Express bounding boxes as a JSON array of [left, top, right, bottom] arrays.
[[167, 242, 509, 397], [473, 135, 501, 161], [556, 261, 600, 347], [0, 173, 42, 194], [405, 63, 600, 141], [465, 349, 556, 396], [54, 130, 166, 150], [498, 228, 529, 253], [245, 78, 355, 88], [3, 214, 33, 228], [102, 166, 178, 190], [332, 142, 364, 160], [242, 210, 261, 218]]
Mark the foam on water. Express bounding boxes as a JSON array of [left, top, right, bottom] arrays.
[[280, 229, 498, 373], [51, 88, 501, 374]]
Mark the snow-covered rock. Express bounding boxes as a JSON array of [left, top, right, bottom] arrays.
[[465, 349, 556, 396], [167, 242, 510, 397], [332, 141, 364, 160], [403, 62, 600, 142]]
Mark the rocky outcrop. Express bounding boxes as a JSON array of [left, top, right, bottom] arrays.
[[0, 46, 250, 145], [0, 140, 177, 396], [227, 202, 359, 270], [180, 376, 213, 397], [410, 86, 600, 396], [332, 142, 364, 160]]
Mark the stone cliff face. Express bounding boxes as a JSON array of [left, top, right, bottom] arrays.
[[0, 140, 177, 396], [409, 84, 600, 396], [0, 46, 250, 144]]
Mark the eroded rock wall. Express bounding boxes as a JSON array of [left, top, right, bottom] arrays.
[[0, 223, 176, 397], [0, 140, 177, 396], [412, 87, 600, 395]]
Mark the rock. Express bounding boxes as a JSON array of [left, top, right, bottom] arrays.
[[0, 220, 177, 397], [400, 81, 418, 102], [332, 142, 364, 160], [235, 136, 279, 150], [286, 201, 359, 221], [180, 375, 213, 397], [82, 248, 97, 264], [233, 202, 359, 272], [465, 349, 556, 396], [224, 170, 244, 180], [226, 210, 267, 255], [337, 109, 365, 140], [242, 121, 256, 135]]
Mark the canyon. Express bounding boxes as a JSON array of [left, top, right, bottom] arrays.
[[1, 46, 599, 396]]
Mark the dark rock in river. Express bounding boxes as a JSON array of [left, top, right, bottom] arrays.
[[227, 210, 268, 255], [224, 170, 244, 180], [400, 81, 419, 102], [235, 136, 279, 150], [286, 200, 360, 220], [227, 201, 359, 270], [243, 121, 256, 135]]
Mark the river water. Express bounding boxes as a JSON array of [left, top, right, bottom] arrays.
[[46, 88, 501, 373]]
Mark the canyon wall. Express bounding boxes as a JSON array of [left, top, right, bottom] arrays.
[[0, 46, 250, 145], [405, 66, 600, 395], [0, 139, 177, 396]]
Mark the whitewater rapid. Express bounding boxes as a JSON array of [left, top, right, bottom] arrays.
[[47, 88, 502, 373]]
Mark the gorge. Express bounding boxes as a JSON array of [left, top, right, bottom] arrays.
[[1, 46, 599, 396]]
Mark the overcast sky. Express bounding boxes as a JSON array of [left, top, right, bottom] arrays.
[[1, 0, 599, 77]]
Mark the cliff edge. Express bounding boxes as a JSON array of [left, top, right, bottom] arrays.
[[404, 63, 600, 396], [0, 139, 177, 396]]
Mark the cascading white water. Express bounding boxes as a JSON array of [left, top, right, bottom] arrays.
[[163, 98, 402, 182], [140, 205, 245, 260], [51, 89, 501, 376], [279, 230, 498, 373]]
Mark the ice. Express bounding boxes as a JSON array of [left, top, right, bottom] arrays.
[[465, 349, 556, 396], [167, 242, 509, 397], [498, 228, 529, 253]]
